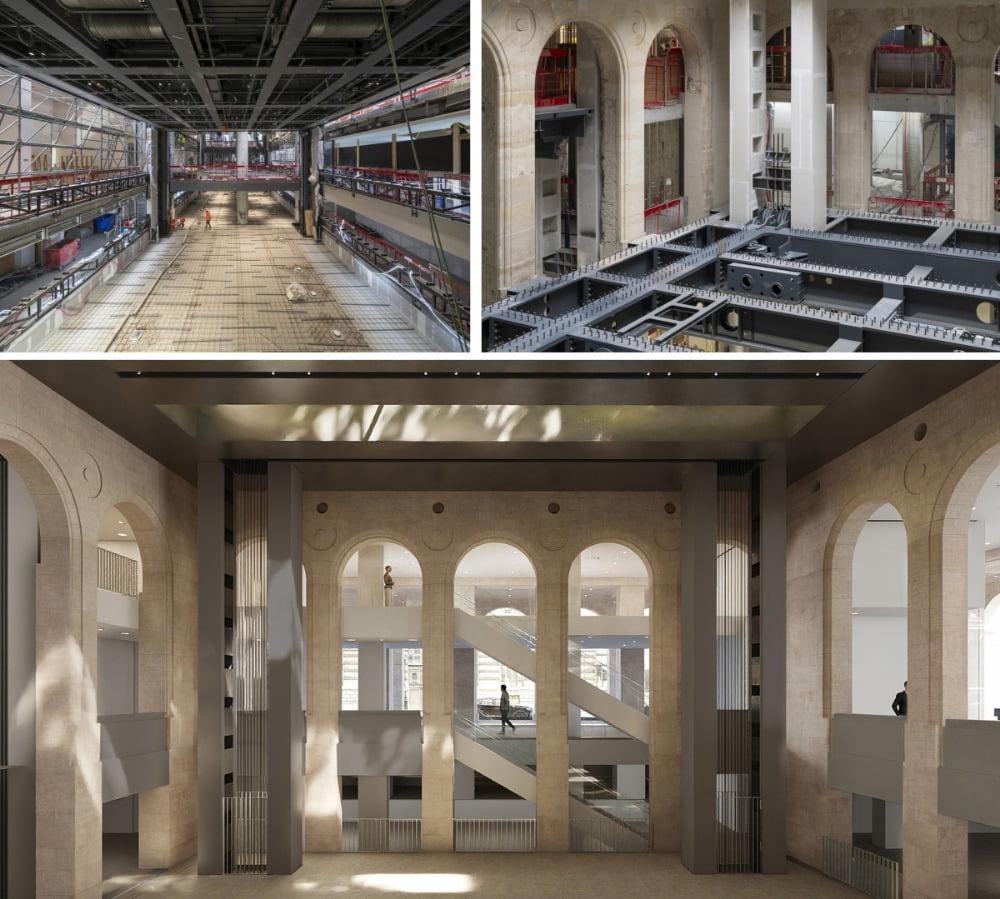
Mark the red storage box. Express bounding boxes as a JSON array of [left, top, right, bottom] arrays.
[[44, 237, 81, 269]]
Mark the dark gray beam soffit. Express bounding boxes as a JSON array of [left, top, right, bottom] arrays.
[[14, 360, 993, 490]]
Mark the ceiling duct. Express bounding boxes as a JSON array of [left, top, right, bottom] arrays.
[[59, 0, 154, 7], [306, 14, 383, 40], [81, 14, 165, 40]]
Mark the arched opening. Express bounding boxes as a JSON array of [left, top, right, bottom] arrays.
[[567, 543, 650, 836], [0, 440, 81, 898], [869, 25, 954, 218], [483, 38, 501, 301], [534, 22, 623, 275], [339, 541, 422, 712], [337, 540, 423, 837], [643, 27, 686, 234], [454, 542, 537, 728], [967, 467, 1000, 721], [851, 503, 907, 715], [760, 27, 835, 211], [96, 499, 173, 889]]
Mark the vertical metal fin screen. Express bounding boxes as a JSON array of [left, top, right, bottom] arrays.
[[227, 465, 268, 872], [716, 462, 760, 872]]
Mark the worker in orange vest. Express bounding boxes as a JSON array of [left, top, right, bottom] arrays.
[[204, 208, 212, 229]]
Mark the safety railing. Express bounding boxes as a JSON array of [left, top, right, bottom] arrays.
[[0, 171, 148, 223], [766, 46, 834, 92], [169, 163, 300, 181], [340, 818, 421, 852], [324, 214, 469, 338], [98, 547, 138, 597], [570, 810, 648, 852], [454, 709, 538, 771], [822, 835, 901, 899], [644, 50, 685, 108], [717, 792, 761, 872], [644, 197, 687, 234], [536, 47, 576, 107], [322, 166, 470, 223], [0, 217, 149, 350], [455, 818, 536, 851], [871, 44, 954, 93], [223, 792, 267, 873], [866, 195, 953, 219]]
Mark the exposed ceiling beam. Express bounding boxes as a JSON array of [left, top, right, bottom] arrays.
[[0, 0, 189, 127], [36, 65, 428, 77], [147, 0, 223, 130], [278, 0, 466, 128], [245, 0, 327, 130]]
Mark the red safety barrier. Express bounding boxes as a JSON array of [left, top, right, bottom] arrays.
[[867, 196, 954, 218], [872, 44, 954, 92]]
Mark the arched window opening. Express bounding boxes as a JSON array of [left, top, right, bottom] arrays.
[[851, 504, 907, 715], [869, 25, 954, 219]]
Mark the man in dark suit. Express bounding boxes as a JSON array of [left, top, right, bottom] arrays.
[[891, 681, 908, 716]]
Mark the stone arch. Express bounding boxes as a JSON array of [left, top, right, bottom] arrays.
[[0, 425, 91, 897], [823, 498, 907, 717], [337, 534, 424, 607], [567, 537, 653, 616], [930, 436, 1000, 721], [98, 495, 175, 868], [453, 537, 539, 616]]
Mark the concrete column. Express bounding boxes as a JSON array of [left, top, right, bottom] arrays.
[[954, 53, 995, 223], [153, 128, 171, 239], [358, 545, 384, 607], [391, 133, 397, 171], [681, 463, 717, 873], [872, 799, 903, 850], [451, 123, 462, 174], [729, 0, 767, 224], [482, 29, 537, 296], [620, 647, 645, 711], [266, 462, 304, 875], [831, 45, 866, 209], [903, 514, 968, 898], [536, 563, 569, 850], [790, 0, 828, 229], [615, 765, 646, 800], [575, 33, 601, 267], [235, 132, 250, 224], [196, 462, 226, 874], [303, 556, 341, 851], [358, 642, 386, 709], [454, 646, 475, 719], [568, 556, 581, 738], [649, 503, 681, 852], [13, 83, 34, 269], [421, 565, 454, 850], [759, 459, 787, 873], [454, 763, 476, 800]]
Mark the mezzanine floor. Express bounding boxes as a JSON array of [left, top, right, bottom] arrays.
[[31, 192, 438, 353]]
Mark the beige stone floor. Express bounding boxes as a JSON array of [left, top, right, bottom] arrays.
[[129, 852, 866, 897], [36, 192, 439, 353]]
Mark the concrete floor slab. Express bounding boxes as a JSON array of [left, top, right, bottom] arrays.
[[34, 193, 441, 353]]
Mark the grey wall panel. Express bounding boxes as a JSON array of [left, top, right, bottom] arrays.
[[941, 719, 1000, 774], [831, 714, 905, 760], [759, 459, 787, 873], [337, 710, 423, 776], [102, 750, 170, 803], [99, 714, 167, 761], [197, 462, 225, 874], [266, 463, 304, 875], [681, 462, 718, 874], [938, 768, 1000, 829], [828, 752, 903, 803], [97, 638, 136, 717]]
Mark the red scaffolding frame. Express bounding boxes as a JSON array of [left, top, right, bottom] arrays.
[[535, 47, 576, 107]]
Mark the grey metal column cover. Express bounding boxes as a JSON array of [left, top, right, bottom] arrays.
[[197, 462, 225, 873], [681, 462, 718, 873], [266, 463, 304, 874], [759, 459, 787, 872]]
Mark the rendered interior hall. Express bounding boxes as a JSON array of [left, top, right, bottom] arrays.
[[0, 0, 470, 352], [3, 360, 1000, 899], [483, 1, 1000, 352]]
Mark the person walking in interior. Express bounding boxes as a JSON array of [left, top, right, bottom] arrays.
[[891, 680, 908, 716], [204, 207, 212, 229], [500, 684, 515, 734]]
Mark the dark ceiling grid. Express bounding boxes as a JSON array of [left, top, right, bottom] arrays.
[[0, 0, 470, 130]]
